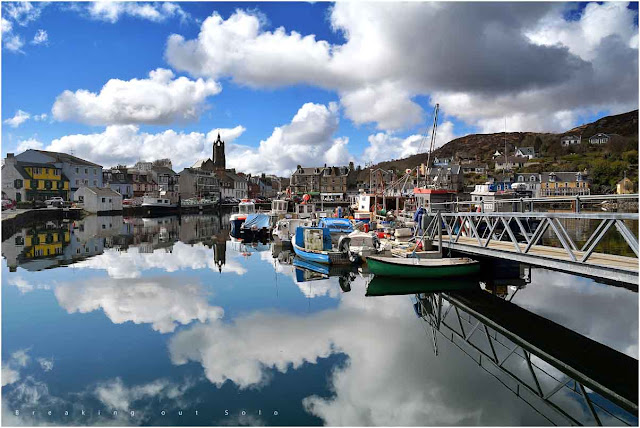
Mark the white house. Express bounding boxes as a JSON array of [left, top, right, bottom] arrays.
[[514, 146, 536, 159], [560, 135, 581, 146], [589, 133, 610, 145], [74, 187, 122, 213]]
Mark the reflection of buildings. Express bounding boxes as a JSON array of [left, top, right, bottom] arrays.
[[213, 230, 229, 273], [3, 216, 125, 272], [3, 213, 236, 273], [179, 214, 221, 245]]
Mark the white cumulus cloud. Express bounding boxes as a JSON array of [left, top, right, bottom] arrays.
[[52, 68, 221, 125], [226, 102, 352, 176], [166, 4, 638, 133], [4, 110, 30, 127], [43, 124, 243, 171]]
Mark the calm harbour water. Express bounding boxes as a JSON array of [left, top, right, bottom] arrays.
[[1, 212, 637, 426]]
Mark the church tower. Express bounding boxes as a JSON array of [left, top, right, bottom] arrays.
[[212, 132, 226, 172]]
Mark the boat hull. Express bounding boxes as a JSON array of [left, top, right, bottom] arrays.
[[366, 256, 480, 279], [292, 242, 331, 264]]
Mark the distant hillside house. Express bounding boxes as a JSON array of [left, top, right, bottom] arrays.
[[560, 135, 582, 146], [617, 177, 634, 194], [461, 163, 488, 174], [540, 171, 590, 197], [433, 156, 453, 167], [494, 156, 528, 171], [514, 146, 536, 159], [426, 164, 464, 192], [589, 133, 610, 145]]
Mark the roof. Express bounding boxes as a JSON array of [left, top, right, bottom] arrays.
[[192, 159, 210, 168], [12, 161, 69, 181], [589, 133, 610, 139], [561, 135, 581, 140], [516, 147, 536, 155], [461, 162, 488, 169], [225, 171, 246, 182], [77, 187, 122, 196], [496, 156, 528, 164], [541, 172, 588, 183], [293, 166, 324, 175], [31, 150, 102, 167], [152, 166, 177, 175]]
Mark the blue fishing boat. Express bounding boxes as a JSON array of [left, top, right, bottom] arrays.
[[317, 217, 354, 246], [292, 227, 350, 265]]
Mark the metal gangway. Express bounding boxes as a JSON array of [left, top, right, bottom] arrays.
[[415, 289, 638, 426], [418, 208, 638, 286]]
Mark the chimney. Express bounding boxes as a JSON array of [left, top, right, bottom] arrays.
[[5, 153, 16, 164]]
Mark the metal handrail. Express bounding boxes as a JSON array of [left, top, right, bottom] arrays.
[[429, 193, 639, 207]]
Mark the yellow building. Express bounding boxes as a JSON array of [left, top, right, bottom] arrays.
[[2, 157, 70, 202], [539, 171, 590, 197], [616, 177, 634, 194], [24, 228, 71, 258]]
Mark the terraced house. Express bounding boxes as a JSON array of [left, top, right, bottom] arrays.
[[13, 149, 103, 198], [2, 153, 70, 202], [539, 171, 591, 197]]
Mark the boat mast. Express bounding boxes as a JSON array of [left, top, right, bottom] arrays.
[[425, 103, 439, 187]]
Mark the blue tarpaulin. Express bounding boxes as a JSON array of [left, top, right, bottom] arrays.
[[242, 213, 270, 230], [317, 218, 354, 233]]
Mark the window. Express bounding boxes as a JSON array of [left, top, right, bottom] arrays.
[[75, 167, 79, 173], [85, 168, 88, 174], [102, 224, 106, 229], [518, 176, 524, 182], [14, 179, 22, 189], [93, 180, 97, 186], [78, 196, 84, 203], [530, 176, 536, 182], [101, 197, 105, 203], [45, 180, 52, 190], [93, 169, 97, 175], [31, 180, 38, 189], [108, 198, 112, 203]]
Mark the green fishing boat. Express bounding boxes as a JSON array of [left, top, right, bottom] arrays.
[[366, 276, 479, 296], [366, 256, 480, 279]]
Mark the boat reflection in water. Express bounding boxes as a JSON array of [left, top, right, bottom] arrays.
[[292, 258, 357, 293], [366, 271, 638, 426]]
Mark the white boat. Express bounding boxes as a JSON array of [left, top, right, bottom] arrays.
[[230, 199, 256, 236], [272, 218, 313, 243], [141, 195, 178, 214], [337, 230, 389, 262]]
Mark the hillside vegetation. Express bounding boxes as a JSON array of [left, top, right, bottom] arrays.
[[358, 110, 638, 193]]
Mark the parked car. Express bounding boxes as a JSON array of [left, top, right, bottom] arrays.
[[1, 199, 16, 210], [45, 197, 65, 208]]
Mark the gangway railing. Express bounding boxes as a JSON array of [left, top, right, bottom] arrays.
[[419, 211, 638, 285], [415, 290, 638, 426]]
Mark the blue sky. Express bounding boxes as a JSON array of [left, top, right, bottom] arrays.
[[2, 2, 637, 175]]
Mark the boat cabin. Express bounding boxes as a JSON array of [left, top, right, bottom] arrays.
[[271, 199, 288, 215], [238, 200, 256, 215], [294, 202, 316, 219]]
